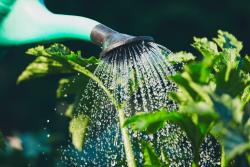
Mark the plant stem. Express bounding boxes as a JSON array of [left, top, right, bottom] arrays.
[[118, 108, 137, 167], [71, 62, 136, 167]]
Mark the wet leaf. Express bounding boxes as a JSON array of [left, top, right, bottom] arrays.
[[124, 109, 181, 134], [166, 51, 196, 64], [69, 115, 89, 151], [141, 141, 163, 167]]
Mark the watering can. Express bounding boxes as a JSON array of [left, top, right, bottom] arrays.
[[0, 0, 153, 56]]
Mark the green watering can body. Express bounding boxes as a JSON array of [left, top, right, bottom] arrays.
[[0, 0, 154, 58], [0, 0, 100, 46]]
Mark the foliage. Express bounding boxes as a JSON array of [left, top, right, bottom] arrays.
[[16, 31, 250, 167], [124, 30, 250, 166], [17, 44, 99, 84], [17, 44, 99, 151], [166, 51, 196, 65], [141, 141, 163, 167], [69, 115, 89, 151]]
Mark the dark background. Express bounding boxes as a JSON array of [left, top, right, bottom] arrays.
[[0, 0, 250, 166]]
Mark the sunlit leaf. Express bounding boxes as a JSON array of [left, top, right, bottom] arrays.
[[242, 85, 250, 106], [192, 37, 219, 58], [17, 44, 99, 84], [166, 51, 196, 64], [17, 56, 72, 84], [69, 115, 89, 151], [213, 30, 243, 53], [170, 74, 200, 102], [65, 104, 74, 118]]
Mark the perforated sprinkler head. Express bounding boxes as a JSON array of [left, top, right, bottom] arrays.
[[90, 24, 154, 58]]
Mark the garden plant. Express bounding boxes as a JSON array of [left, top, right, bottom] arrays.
[[0, 30, 249, 167]]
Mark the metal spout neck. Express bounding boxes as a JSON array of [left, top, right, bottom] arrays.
[[90, 24, 154, 57]]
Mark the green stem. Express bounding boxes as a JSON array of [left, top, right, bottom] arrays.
[[118, 108, 137, 167], [70, 61, 137, 167]]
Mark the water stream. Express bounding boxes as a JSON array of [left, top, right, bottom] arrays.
[[59, 41, 220, 167]]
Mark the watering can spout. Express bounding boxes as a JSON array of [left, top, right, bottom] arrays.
[[0, 0, 100, 46]]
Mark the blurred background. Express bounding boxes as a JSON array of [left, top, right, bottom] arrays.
[[0, 0, 250, 166]]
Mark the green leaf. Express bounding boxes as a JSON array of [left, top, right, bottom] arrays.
[[192, 37, 219, 58], [69, 115, 89, 151], [213, 30, 243, 53], [215, 67, 247, 98], [168, 90, 189, 105], [44, 43, 100, 67], [172, 72, 212, 104], [221, 144, 227, 167], [17, 56, 72, 83], [182, 101, 218, 135], [242, 85, 250, 106], [170, 74, 200, 102], [123, 109, 182, 134], [247, 153, 250, 165], [65, 104, 74, 118], [242, 55, 250, 74], [212, 124, 250, 162], [141, 141, 163, 167], [124, 107, 218, 164], [211, 94, 243, 124], [166, 51, 196, 64], [17, 44, 99, 84], [185, 63, 211, 84]]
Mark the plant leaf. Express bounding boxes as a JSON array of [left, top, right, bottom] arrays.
[[212, 124, 250, 161], [166, 51, 196, 64], [213, 30, 243, 53], [123, 109, 182, 134], [17, 44, 99, 84], [17, 56, 72, 83], [69, 115, 89, 151], [192, 37, 219, 58], [211, 94, 243, 124], [141, 141, 163, 167]]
